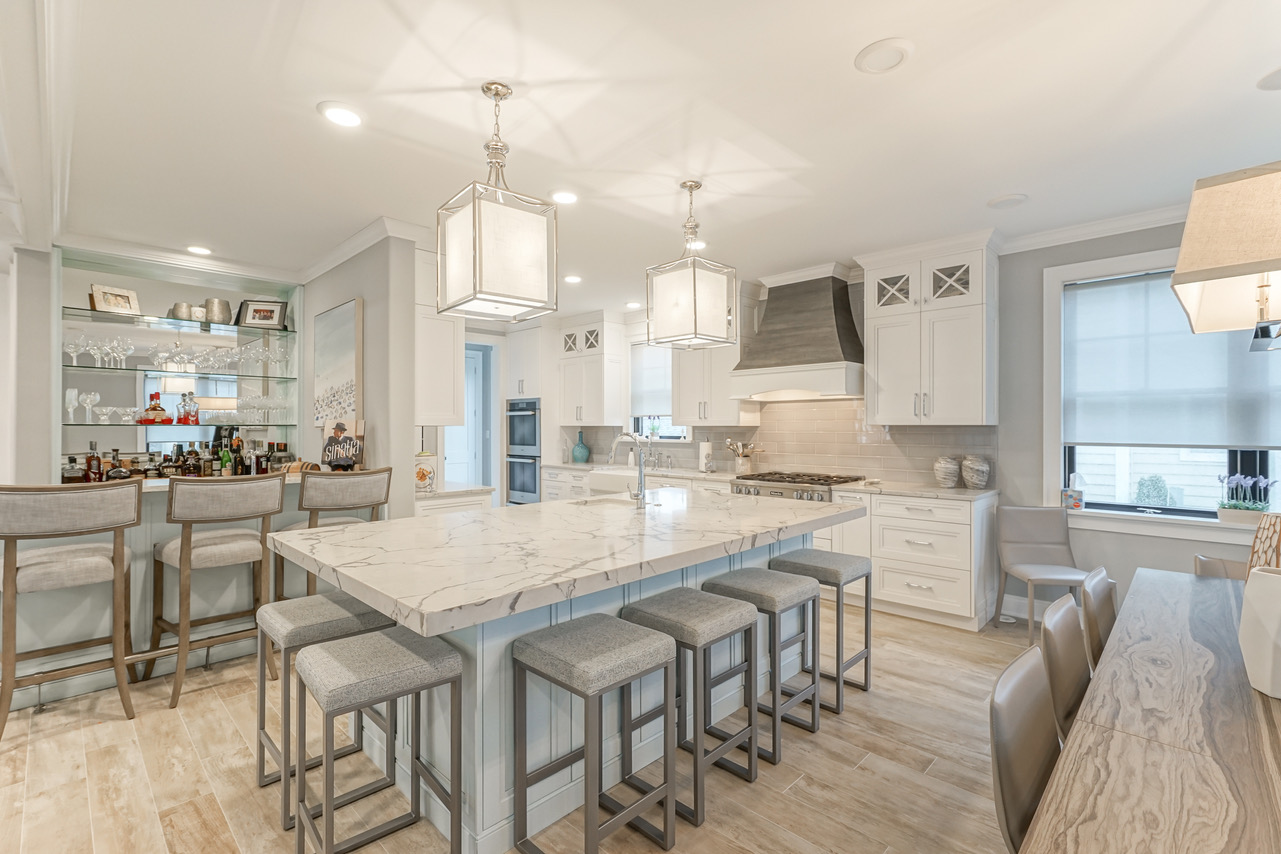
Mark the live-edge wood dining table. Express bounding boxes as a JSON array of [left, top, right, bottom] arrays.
[[1021, 567, 1281, 853]]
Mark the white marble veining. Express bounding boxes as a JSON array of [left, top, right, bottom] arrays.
[[269, 487, 864, 637], [832, 480, 999, 502]]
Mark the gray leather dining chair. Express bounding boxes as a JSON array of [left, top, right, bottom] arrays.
[[1193, 554, 1249, 581], [1040, 595, 1090, 741], [996, 507, 1088, 645], [990, 645, 1061, 854], [1081, 566, 1118, 669]]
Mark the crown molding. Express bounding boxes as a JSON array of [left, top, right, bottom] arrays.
[[300, 216, 430, 282], [998, 204, 1187, 255], [759, 262, 853, 288], [854, 228, 998, 270], [55, 232, 301, 284]]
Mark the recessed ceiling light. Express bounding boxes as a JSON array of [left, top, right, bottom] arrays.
[[626, 302, 642, 310], [987, 193, 1029, 210], [1259, 66, 1281, 90], [552, 191, 578, 204], [563, 275, 582, 284], [689, 239, 707, 250], [317, 101, 362, 127], [186, 245, 212, 255], [854, 38, 915, 74]]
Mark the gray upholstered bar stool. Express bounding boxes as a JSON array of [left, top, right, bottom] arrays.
[[513, 613, 677, 854], [619, 587, 758, 827], [255, 591, 395, 830], [139, 473, 285, 707], [294, 625, 463, 854], [769, 548, 872, 713], [0, 480, 142, 740], [273, 467, 392, 601], [702, 568, 820, 765]]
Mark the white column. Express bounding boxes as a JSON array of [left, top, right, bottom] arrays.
[[11, 247, 60, 483]]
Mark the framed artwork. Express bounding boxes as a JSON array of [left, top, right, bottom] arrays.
[[89, 284, 141, 315], [321, 419, 365, 470], [313, 298, 363, 426], [235, 299, 289, 329]]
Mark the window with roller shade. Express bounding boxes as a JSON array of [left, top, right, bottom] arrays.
[[629, 343, 688, 441], [1061, 271, 1279, 516]]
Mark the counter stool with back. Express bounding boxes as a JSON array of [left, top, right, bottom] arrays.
[[0, 479, 143, 740], [272, 467, 392, 601], [137, 472, 286, 707]]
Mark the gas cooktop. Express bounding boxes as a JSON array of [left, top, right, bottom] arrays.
[[736, 472, 866, 486]]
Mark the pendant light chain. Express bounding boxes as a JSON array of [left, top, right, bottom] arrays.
[[681, 180, 702, 254], [483, 83, 512, 190]]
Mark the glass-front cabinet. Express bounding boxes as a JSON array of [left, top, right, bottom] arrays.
[[60, 305, 298, 471]]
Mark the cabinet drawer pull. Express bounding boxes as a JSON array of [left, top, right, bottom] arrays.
[[904, 581, 934, 591], [904, 538, 934, 546], [903, 506, 934, 512], [914, 393, 919, 417]]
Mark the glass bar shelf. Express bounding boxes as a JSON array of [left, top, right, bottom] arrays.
[[62, 306, 295, 337], [62, 364, 296, 382]]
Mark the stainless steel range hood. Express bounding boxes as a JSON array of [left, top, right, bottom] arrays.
[[729, 263, 865, 400]]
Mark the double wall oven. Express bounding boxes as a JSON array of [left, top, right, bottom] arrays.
[[505, 397, 540, 504]]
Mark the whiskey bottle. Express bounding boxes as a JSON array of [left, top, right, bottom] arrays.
[[231, 437, 246, 476], [220, 441, 233, 476], [105, 449, 131, 480], [265, 442, 276, 473], [142, 392, 168, 424], [61, 455, 86, 483], [144, 454, 161, 479], [181, 446, 200, 477], [159, 450, 181, 478], [200, 442, 214, 478], [84, 441, 103, 482]]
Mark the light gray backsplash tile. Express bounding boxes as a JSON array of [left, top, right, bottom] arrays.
[[559, 399, 997, 485]]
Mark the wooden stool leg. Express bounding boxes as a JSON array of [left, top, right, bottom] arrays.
[[123, 563, 140, 683], [273, 552, 286, 603], [0, 556, 17, 743], [169, 562, 191, 708], [143, 559, 165, 681], [111, 553, 135, 720]]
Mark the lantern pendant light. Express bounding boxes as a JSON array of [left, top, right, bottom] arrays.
[[437, 81, 557, 322], [646, 180, 737, 348]]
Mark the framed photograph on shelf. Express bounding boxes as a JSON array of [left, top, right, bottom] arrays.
[[89, 284, 141, 315], [321, 419, 365, 471], [312, 298, 363, 426], [235, 299, 289, 330]]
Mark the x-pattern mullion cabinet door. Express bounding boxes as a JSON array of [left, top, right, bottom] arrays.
[[866, 262, 921, 318], [921, 250, 984, 312]]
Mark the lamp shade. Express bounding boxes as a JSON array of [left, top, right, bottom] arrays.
[[1171, 160, 1281, 333], [437, 181, 557, 323], [646, 254, 736, 348]]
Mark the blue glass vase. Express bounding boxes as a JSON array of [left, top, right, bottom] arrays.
[[572, 430, 590, 464]]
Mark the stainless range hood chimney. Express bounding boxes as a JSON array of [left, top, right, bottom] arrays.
[[729, 263, 865, 400]]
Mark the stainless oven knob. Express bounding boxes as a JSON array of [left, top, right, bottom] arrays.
[[814, 493, 825, 502], [752, 487, 760, 496], [799, 491, 809, 500]]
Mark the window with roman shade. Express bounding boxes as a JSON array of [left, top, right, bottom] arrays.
[[629, 343, 687, 440]]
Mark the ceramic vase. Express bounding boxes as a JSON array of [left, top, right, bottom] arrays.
[[933, 456, 960, 488], [572, 430, 590, 464], [413, 451, 437, 494], [1239, 567, 1281, 698], [961, 455, 990, 489], [1218, 508, 1265, 526]]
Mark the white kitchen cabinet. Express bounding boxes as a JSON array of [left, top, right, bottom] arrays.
[[506, 327, 541, 399], [560, 354, 624, 425], [561, 321, 605, 356], [813, 491, 870, 556], [671, 344, 759, 427], [414, 303, 465, 426], [415, 493, 492, 517], [862, 236, 997, 426], [647, 475, 692, 491], [693, 480, 732, 496]]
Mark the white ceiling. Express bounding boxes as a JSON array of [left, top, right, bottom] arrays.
[[43, 0, 1281, 311]]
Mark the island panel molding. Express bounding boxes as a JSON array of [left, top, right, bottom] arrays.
[[269, 488, 865, 637]]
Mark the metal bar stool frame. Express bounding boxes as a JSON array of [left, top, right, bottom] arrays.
[[273, 468, 391, 602], [294, 657, 462, 854], [756, 592, 821, 764], [620, 621, 758, 826], [0, 480, 143, 740], [135, 473, 285, 707], [256, 618, 392, 831], [514, 657, 677, 854]]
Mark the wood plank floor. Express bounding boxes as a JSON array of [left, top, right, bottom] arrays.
[[0, 605, 1029, 853]]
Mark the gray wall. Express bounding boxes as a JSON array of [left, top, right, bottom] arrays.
[[8, 249, 59, 483], [302, 236, 417, 518], [995, 222, 1252, 608]]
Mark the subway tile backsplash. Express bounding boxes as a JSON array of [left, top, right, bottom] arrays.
[[562, 399, 996, 485]]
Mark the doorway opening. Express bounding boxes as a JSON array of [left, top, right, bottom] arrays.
[[444, 343, 494, 486]]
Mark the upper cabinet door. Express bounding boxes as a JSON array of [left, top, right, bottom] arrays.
[[865, 262, 922, 317], [414, 303, 465, 426], [865, 314, 922, 425], [559, 357, 584, 423], [671, 348, 707, 425], [506, 327, 540, 398], [921, 250, 985, 311], [922, 305, 991, 424], [704, 343, 759, 427]]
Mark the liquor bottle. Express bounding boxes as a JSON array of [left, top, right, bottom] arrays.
[[61, 455, 86, 483], [231, 437, 246, 476], [200, 442, 214, 478], [181, 445, 201, 477], [106, 449, 131, 480], [144, 454, 161, 479], [219, 441, 233, 476], [251, 440, 266, 475], [142, 392, 167, 424], [265, 442, 276, 473], [160, 449, 181, 478], [84, 441, 103, 482]]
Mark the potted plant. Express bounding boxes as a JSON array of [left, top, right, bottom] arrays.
[[1218, 474, 1276, 525]]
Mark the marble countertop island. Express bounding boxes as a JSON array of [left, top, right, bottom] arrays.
[[269, 487, 864, 637]]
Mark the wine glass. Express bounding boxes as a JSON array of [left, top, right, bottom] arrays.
[[63, 333, 86, 366], [118, 338, 134, 368], [65, 387, 79, 423], [87, 338, 105, 368], [79, 391, 99, 422]]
